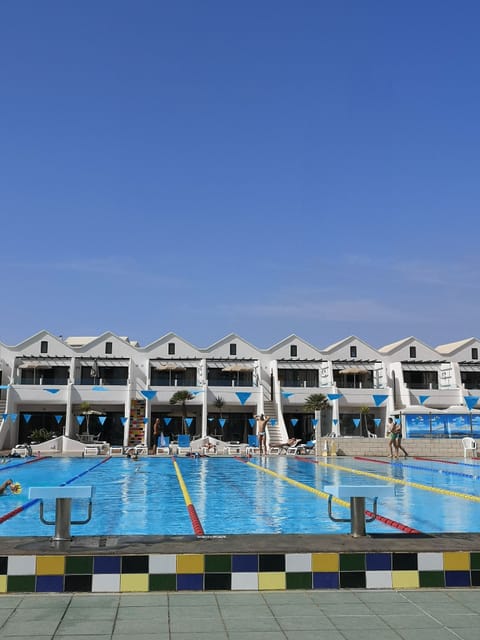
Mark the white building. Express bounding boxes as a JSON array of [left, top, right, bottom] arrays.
[[1, 330, 479, 450]]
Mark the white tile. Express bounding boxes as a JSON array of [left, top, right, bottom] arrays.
[[149, 554, 177, 574], [8, 555, 36, 575], [285, 553, 312, 572], [92, 573, 121, 592], [231, 572, 259, 591], [418, 553, 443, 571], [366, 571, 392, 589]]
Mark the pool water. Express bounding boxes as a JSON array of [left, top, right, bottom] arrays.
[[1, 455, 480, 537]]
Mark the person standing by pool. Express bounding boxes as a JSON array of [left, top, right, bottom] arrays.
[[255, 414, 270, 455], [393, 421, 408, 458], [386, 417, 397, 457], [152, 418, 161, 454]]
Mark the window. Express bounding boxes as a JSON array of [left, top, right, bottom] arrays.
[[472, 348, 478, 360], [168, 343, 175, 355], [350, 346, 357, 358], [290, 345, 297, 357], [229, 343, 237, 356], [40, 341, 48, 354], [105, 342, 112, 354], [409, 346, 417, 359]]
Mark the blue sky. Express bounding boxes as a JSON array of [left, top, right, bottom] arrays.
[[1, 2, 479, 350]]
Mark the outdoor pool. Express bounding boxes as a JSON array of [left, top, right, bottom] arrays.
[[1, 454, 480, 537]]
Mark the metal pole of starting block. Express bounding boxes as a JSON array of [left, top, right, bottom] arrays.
[[350, 497, 366, 537], [54, 498, 73, 542]]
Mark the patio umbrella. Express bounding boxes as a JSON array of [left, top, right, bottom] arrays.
[[339, 366, 367, 387], [80, 409, 104, 436]]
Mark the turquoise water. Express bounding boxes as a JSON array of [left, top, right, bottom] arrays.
[[1, 455, 480, 536]]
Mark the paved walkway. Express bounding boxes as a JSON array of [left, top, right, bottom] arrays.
[[0, 589, 478, 639]]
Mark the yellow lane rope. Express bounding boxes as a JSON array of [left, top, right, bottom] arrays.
[[244, 460, 351, 509], [172, 458, 193, 506], [313, 459, 480, 503]]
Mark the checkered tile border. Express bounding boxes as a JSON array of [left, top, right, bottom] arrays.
[[1, 551, 480, 593]]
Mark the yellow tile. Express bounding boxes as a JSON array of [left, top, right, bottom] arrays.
[[312, 553, 339, 572], [120, 574, 149, 592], [36, 556, 65, 576], [176, 554, 204, 574], [258, 572, 286, 590], [443, 552, 470, 571], [0, 576, 6, 593], [392, 571, 419, 589]]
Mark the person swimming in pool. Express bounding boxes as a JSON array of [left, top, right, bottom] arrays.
[[0, 479, 17, 495]]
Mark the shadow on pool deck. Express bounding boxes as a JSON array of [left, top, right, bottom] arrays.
[[3, 532, 480, 555]]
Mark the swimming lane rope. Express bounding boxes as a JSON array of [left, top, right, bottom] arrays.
[[355, 456, 480, 481], [171, 458, 205, 536], [0, 456, 112, 525], [308, 458, 480, 503], [239, 458, 420, 534]]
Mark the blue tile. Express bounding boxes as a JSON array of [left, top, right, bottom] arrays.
[[366, 553, 391, 571], [232, 554, 258, 573], [313, 572, 339, 589], [445, 571, 471, 587], [36, 575, 64, 592], [93, 556, 121, 574], [177, 574, 204, 591]]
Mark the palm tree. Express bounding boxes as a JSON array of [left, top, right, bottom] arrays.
[[214, 396, 224, 419], [169, 390, 194, 434], [304, 393, 330, 438]]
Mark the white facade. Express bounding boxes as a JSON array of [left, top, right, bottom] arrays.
[[1, 330, 480, 449]]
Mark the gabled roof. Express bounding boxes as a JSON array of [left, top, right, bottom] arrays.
[[202, 333, 258, 352], [435, 338, 477, 355], [70, 332, 139, 352], [265, 334, 322, 354], [323, 335, 377, 354], [8, 330, 72, 352], [141, 332, 197, 352], [378, 337, 414, 354]]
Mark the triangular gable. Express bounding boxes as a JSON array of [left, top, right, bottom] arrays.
[[266, 334, 323, 360], [435, 338, 477, 356], [323, 336, 380, 362], [378, 337, 414, 354], [143, 333, 202, 359], [202, 333, 260, 359], [436, 337, 480, 361], [379, 336, 442, 361], [74, 332, 138, 358], [8, 330, 75, 356]]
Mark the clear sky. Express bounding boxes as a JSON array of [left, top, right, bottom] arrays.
[[1, 1, 479, 351]]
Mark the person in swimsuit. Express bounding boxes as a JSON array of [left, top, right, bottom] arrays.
[[254, 414, 270, 455]]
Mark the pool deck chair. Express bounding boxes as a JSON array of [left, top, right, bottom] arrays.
[[246, 435, 260, 455], [225, 441, 243, 455], [285, 439, 303, 455], [83, 445, 100, 456], [177, 434, 191, 456], [462, 437, 477, 459], [109, 446, 124, 456], [156, 436, 170, 456], [134, 444, 149, 456]]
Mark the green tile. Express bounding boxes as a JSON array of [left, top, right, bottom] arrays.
[[205, 554, 232, 573], [66, 556, 94, 574], [7, 576, 36, 593], [419, 571, 445, 588], [340, 553, 365, 571], [286, 572, 312, 590], [149, 574, 176, 591], [470, 552, 480, 570]]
